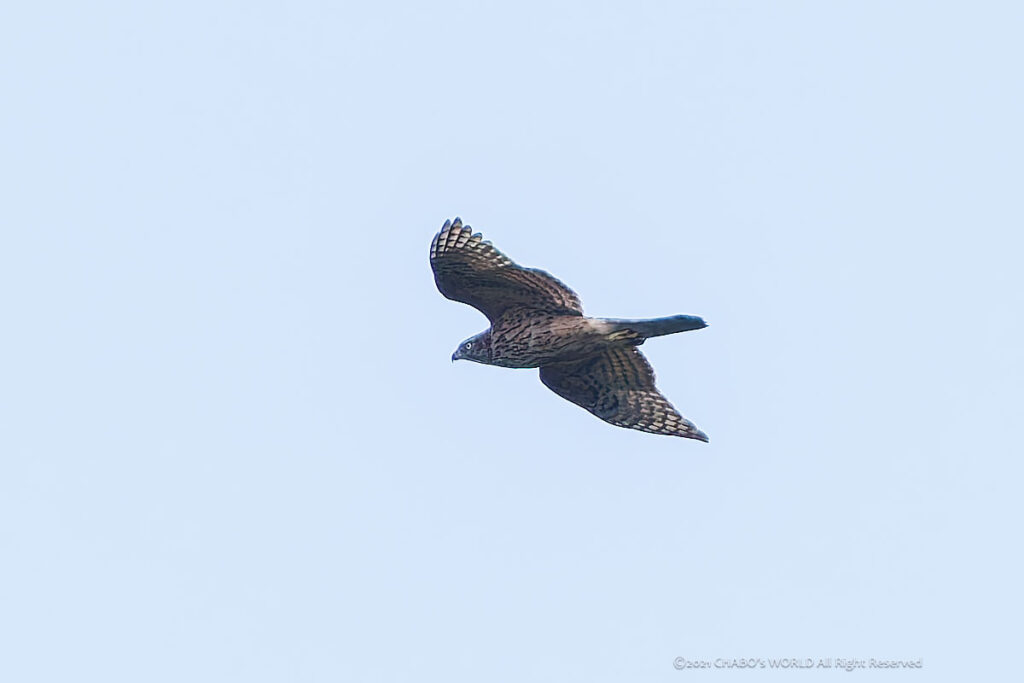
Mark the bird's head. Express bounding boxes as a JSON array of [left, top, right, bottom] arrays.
[[452, 330, 492, 364]]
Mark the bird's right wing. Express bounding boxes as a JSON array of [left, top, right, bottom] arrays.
[[540, 347, 708, 441], [430, 218, 583, 323]]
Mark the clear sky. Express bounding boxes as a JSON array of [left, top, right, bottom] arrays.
[[2, 1, 1021, 681]]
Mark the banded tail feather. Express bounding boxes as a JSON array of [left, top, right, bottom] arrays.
[[604, 314, 707, 341]]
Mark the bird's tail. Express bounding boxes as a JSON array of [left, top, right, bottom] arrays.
[[603, 314, 707, 340]]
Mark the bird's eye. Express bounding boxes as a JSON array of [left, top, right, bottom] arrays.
[[464, 342, 473, 350]]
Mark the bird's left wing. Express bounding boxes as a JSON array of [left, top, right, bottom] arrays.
[[540, 347, 709, 441], [430, 218, 583, 323]]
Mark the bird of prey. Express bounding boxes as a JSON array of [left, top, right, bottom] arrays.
[[431, 218, 709, 441]]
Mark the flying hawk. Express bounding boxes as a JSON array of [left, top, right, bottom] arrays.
[[431, 218, 709, 441]]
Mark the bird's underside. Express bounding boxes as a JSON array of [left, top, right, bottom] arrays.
[[430, 217, 709, 442]]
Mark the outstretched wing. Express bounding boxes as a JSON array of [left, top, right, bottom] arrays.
[[539, 347, 708, 441], [430, 218, 583, 322]]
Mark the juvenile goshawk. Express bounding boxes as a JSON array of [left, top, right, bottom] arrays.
[[431, 217, 709, 441]]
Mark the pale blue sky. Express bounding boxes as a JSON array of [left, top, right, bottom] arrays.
[[2, 1, 1021, 681]]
